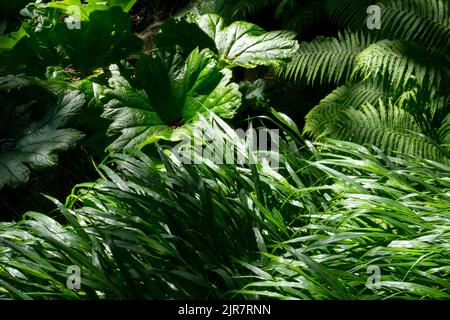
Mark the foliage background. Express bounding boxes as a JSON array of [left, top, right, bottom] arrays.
[[0, 0, 449, 300]]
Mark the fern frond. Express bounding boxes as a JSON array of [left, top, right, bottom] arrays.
[[379, 0, 450, 51], [324, 0, 450, 51], [276, 31, 373, 85], [382, 0, 450, 25], [304, 79, 391, 139], [430, 96, 450, 122], [305, 100, 449, 163], [439, 113, 450, 148], [304, 102, 345, 139], [354, 40, 450, 91], [325, 0, 373, 30], [320, 79, 390, 108]]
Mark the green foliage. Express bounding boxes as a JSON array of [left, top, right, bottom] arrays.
[[0, 115, 292, 299], [279, 32, 449, 90], [194, 14, 298, 68], [154, 18, 217, 57], [305, 100, 450, 163], [355, 40, 449, 91], [102, 48, 241, 150], [1, 115, 449, 299], [276, 0, 327, 36], [99, 13, 299, 150], [1, 0, 450, 302], [0, 0, 33, 31], [272, 0, 450, 164], [0, 1, 144, 190], [0, 26, 27, 51], [0, 128, 84, 190], [157, 13, 299, 68], [1, 5, 142, 76], [241, 141, 450, 300], [325, 0, 373, 30], [0, 1, 142, 77], [239, 79, 271, 110], [440, 113, 450, 147], [0, 84, 85, 190], [318, 79, 389, 107], [45, 0, 138, 18], [0, 0, 33, 17], [376, 0, 449, 50], [277, 31, 373, 85]]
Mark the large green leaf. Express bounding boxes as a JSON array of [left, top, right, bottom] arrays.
[[354, 40, 450, 91], [55, 7, 142, 73], [46, 0, 137, 19], [194, 14, 299, 68], [101, 72, 166, 150], [0, 0, 136, 50], [0, 75, 79, 136], [1, 7, 142, 76], [0, 128, 84, 189], [0, 90, 85, 189], [102, 48, 242, 150], [156, 14, 299, 69], [0, 26, 27, 51]]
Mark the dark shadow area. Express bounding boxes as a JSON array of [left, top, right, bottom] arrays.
[[0, 146, 99, 222]]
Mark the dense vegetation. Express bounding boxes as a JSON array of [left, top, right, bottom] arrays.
[[0, 0, 449, 300]]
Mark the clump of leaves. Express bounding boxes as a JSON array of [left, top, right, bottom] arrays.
[[100, 13, 299, 150], [0, 76, 85, 190], [155, 13, 299, 68], [0, 114, 449, 300], [241, 139, 450, 300], [102, 48, 242, 150], [274, 0, 450, 163], [1, 4, 142, 76]]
